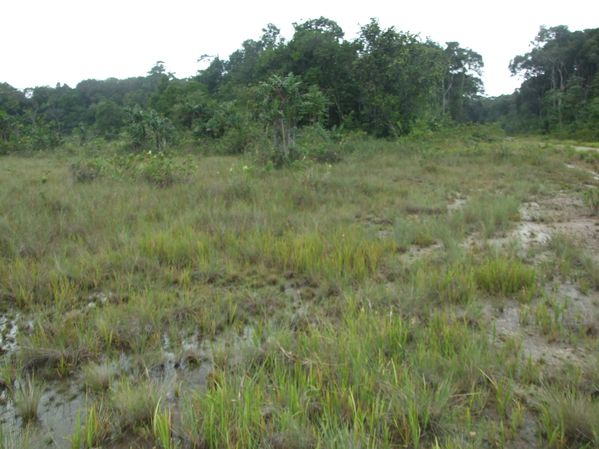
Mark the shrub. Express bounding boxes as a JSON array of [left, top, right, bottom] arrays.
[[70, 158, 105, 183]]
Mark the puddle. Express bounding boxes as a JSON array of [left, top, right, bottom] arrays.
[[0, 378, 84, 449], [0, 321, 227, 449], [0, 313, 18, 356], [155, 332, 212, 397]]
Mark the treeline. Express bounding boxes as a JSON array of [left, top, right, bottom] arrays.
[[1, 19, 597, 156], [485, 25, 599, 139], [0, 17, 484, 155]]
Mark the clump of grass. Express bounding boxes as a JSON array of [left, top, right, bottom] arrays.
[[266, 421, 316, 449], [415, 264, 476, 304], [179, 396, 204, 448], [70, 158, 105, 183], [255, 229, 386, 280], [534, 297, 567, 341], [81, 402, 111, 448], [582, 188, 599, 215], [0, 218, 15, 259], [0, 424, 32, 449], [112, 378, 160, 430], [221, 178, 255, 205], [394, 217, 436, 250], [82, 362, 117, 392], [474, 256, 536, 298], [546, 234, 599, 290], [463, 195, 520, 238], [70, 413, 82, 449], [153, 399, 178, 449], [138, 227, 199, 268], [539, 388, 599, 448], [12, 375, 42, 423]]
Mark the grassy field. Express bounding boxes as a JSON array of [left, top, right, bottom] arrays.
[[0, 133, 598, 448]]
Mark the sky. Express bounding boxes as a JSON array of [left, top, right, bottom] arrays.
[[1, 0, 598, 96]]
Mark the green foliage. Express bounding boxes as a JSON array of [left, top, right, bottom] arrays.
[[126, 106, 176, 152], [153, 400, 177, 449], [539, 388, 599, 448], [257, 73, 328, 165], [112, 378, 160, 430], [474, 256, 537, 298], [2, 136, 599, 448], [137, 150, 188, 186], [70, 158, 106, 183], [504, 26, 599, 137], [70, 151, 194, 186], [94, 100, 126, 139]]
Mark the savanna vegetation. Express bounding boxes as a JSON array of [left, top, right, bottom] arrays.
[[1, 16, 599, 449]]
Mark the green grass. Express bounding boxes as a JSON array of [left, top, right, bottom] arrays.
[[474, 256, 537, 298], [0, 134, 597, 448], [82, 362, 117, 392], [111, 378, 160, 431], [12, 376, 42, 423], [539, 388, 599, 448]]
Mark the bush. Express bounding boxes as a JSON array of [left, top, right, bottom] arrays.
[[138, 151, 184, 187], [70, 158, 105, 183], [69, 151, 194, 187]]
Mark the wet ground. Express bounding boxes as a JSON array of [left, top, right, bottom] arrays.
[[1, 153, 597, 448]]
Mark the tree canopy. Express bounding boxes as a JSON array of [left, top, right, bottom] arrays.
[[12, 18, 596, 154]]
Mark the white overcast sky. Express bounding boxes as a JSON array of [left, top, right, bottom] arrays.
[[1, 0, 597, 96]]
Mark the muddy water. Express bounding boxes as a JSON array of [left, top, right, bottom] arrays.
[[0, 313, 221, 449], [0, 378, 85, 448]]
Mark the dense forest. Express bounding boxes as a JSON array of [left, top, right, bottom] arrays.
[[487, 25, 599, 138], [1, 19, 598, 157]]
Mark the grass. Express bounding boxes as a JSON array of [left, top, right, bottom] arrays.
[[111, 378, 160, 431], [153, 400, 177, 449], [12, 376, 42, 423], [0, 134, 597, 448], [82, 362, 117, 392], [539, 388, 599, 448], [474, 255, 537, 298], [82, 402, 111, 448]]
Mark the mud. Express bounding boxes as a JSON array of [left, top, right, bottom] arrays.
[[565, 161, 599, 181], [0, 313, 18, 356], [485, 193, 599, 261], [0, 378, 84, 449], [0, 307, 230, 449], [490, 300, 588, 369], [483, 190, 599, 376], [447, 197, 467, 212]]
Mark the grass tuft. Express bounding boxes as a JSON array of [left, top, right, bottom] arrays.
[[474, 256, 536, 298], [12, 375, 42, 423]]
